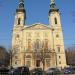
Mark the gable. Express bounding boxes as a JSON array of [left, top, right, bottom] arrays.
[[24, 23, 50, 30]]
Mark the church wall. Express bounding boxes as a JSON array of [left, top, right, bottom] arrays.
[[21, 29, 56, 69], [22, 29, 53, 51], [11, 0, 67, 69]]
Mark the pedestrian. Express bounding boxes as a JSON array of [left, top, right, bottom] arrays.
[[21, 67, 25, 75]]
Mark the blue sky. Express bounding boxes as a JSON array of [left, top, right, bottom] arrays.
[[0, 0, 75, 49]]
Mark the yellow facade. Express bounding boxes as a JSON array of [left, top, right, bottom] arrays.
[[11, 0, 67, 70]]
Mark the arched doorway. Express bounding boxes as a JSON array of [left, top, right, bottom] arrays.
[[36, 59, 40, 67]]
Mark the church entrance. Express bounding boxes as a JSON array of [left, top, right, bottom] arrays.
[[36, 60, 40, 67]]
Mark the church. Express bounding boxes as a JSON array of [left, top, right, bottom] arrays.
[[12, 0, 67, 70]]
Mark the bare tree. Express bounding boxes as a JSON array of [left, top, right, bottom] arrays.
[[65, 45, 75, 66], [8, 46, 19, 68], [0, 46, 10, 67]]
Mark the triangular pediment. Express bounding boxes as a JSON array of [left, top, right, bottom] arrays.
[[25, 23, 50, 29]]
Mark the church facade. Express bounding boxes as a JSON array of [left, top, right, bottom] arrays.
[[12, 0, 67, 70]]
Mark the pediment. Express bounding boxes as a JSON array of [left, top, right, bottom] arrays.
[[25, 23, 50, 30]]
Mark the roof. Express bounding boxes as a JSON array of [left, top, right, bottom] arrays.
[[23, 23, 50, 30]]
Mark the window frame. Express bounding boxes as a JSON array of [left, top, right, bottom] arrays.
[[54, 17, 57, 24]]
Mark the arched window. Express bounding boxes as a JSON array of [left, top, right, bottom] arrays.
[[59, 61, 61, 64], [35, 39, 40, 49], [28, 39, 31, 50], [58, 47, 60, 52], [26, 55, 31, 58], [18, 18, 21, 25], [59, 56, 61, 59], [25, 55, 31, 67], [36, 60, 40, 67], [56, 34, 59, 38], [16, 34, 19, 38], [26, 59, 31, 67], [54, 17, 57, 24], [15, 61, 17, 64], [46, 58, 50, 67], [44, 39, 48, 50]]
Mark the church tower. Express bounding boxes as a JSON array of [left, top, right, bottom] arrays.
[[14, 0, 26, 26], [49, 0, 67, 68], [12, 0, 26, 67], [11, 0, 67, 69]]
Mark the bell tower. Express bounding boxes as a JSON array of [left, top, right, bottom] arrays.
[[49, 0, 60, 27], [14, 0, 26, 26], [12, 0, 26, 67], [49, 0, 67, 68]]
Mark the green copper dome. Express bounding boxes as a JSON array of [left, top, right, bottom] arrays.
[[50, 0, 55, 5], [49, 0, 59, 13]]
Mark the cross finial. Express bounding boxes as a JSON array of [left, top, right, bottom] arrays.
[[20, 0, 24, 3], [50, 0, 56, 9], [49, 0, 59, 13], [50, 0, 55, 5]]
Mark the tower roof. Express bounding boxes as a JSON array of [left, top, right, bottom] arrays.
[[49, 0, 59, 13], [50, 0, 55, 7], [50, 0, 56, 9], [16, 0, 25, 12], [18, 0, 24, 9]]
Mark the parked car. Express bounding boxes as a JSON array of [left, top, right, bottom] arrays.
[[0, 67, 9, 75], [8, 66, 30, 75], [71, 67, 75, 74], [62, 67, 73, 74], [46, 68, 60, 75], [32, 68, 43, 75], [8, 68, 15, 75]]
